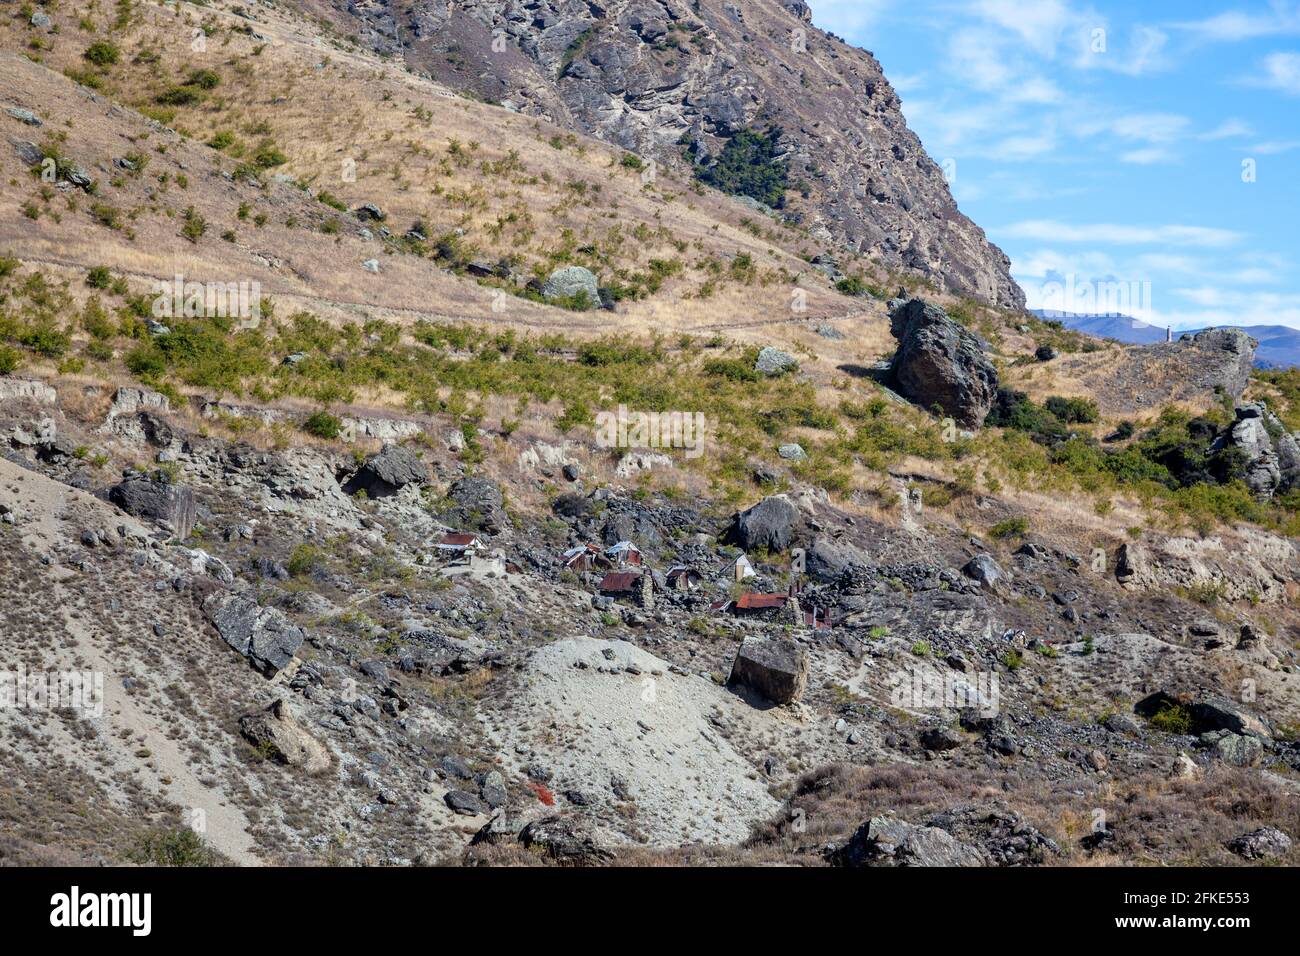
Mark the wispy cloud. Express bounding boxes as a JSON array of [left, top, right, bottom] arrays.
[[1200, 118, 1254, 140], [1173, 5, 1300, 43], [1002, 220, 1244, 247]]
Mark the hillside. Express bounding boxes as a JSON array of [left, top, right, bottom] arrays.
[[1, 0, 1299, 874], [294, 0, 1024, 308]]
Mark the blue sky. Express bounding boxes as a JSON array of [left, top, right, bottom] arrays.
[[807, 0, 1300, 330]]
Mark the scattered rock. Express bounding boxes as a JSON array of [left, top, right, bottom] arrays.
[[202, 590, 305, 675]]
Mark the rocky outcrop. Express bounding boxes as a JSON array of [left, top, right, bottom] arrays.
[[105, 475, 196, 539], [238, 699, 330, 772], [1217, 402, 1300, 500], [728, 636, 808, 704], [888, 299, 998, 427], [335, 0, 1023, 307], [443, 476, 509, 535], [343, 444, 429, 498], [203, 590, 305, 675], [1055, 328, 1258, 415]]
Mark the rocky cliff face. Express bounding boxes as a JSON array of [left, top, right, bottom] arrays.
[[318, 0, 1024, 308]]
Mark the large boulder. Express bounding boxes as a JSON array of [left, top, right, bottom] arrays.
[[238, 699, 330, 772], [105, 475, 196, 539], [203, 590, 305, 675], [343, 443, 428, 498], [754, 346, 799, 377], [541, 266, 599, 308], [729, 636, 809, 705], [1187, 328, 1256, 402], [887, 298, 998, 427], [1189, 696, 1272, 740], [729, 494, 799, 552], [805, 536, 867, 582], [443, 476, 509, 535], [518, 815, 614, 865], [1226, 826, 1292, 861], [836, 816, 987, 867]]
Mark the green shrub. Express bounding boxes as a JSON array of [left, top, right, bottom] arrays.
[[989, 516, 1028, 539], [0, 345, 20, 374], [129, 828, 219, 867], [83, 41, 121, 67], [1147, 702, 1192, 735], [695, 127, 789, 209], [303, 410, 342, 439]]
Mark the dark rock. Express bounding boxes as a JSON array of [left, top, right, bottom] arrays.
[[343, 444, 428, 498], [1226, 826, 1292, 860], [445, 789, 488, 815], [105, 476, 196, 538], [444, 476, 508, 534], [888, 299, 998, 428], [518, 815, 614, 865], [729, 494, 799, 552], [961, 554, 1002, 589], [835, 816, 986, 867], [920, 726, 964, 752]]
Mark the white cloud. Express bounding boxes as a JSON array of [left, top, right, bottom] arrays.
[[970, 0, 1077, 57], [1120, 147, 1175, 164], [1106, 112, 1190, 142], [1247, 51, 1300, 94], [1001, 220, 1244, 247], [1174, 5, 1300, 43], [1200, 118, 1254, 140], [1246, 139, 1300, 154]]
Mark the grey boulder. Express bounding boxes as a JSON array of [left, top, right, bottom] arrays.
[[729, 636, 809, 705], [203, 590, 305, 675], [541, 266, 599, 307]]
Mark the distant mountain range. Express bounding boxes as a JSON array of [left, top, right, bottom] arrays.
[[1032, 309, 1300, 369]]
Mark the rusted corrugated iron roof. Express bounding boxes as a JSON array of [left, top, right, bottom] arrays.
[[598, 571, 641, 592], [735, 593, 789, 610]]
